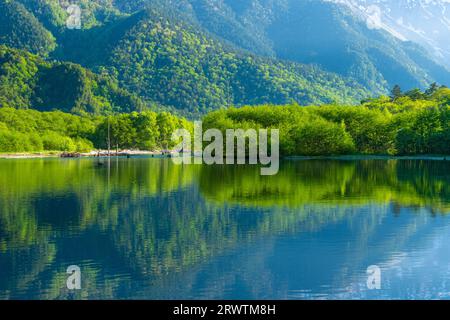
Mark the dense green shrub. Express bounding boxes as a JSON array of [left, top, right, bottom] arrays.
[[203, 87, 450, 156], [41, 131, 76, 151], [0, 86, 449, 155], [0, 107, 190, 153], [289, 119, 356, 156]]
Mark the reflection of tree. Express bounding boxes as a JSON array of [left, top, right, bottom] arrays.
[[198, 160, 450, 212], [0, 158, 448, 299], [0, 158, 198, 245], [0, 243, 57, 299], [0, 158, 199, 299]]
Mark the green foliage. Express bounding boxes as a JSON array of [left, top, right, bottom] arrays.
[[106, 0, 450, 94], [0, 127, 41, 152], [0, 0, 56, 56], [16, 0, 67, 32], [93, 111, 191, 150], [0, 1, 372, 115], [203, 87, 450, 156], [1, 84, 449, 155], [16, 0, 123, 31], [0, 45, 41, 108], [0, 107, 97, 152], [3, 0, 450, 118], [0, 107, 191, 153], [289, 119, 356, 156], [156, 112, 183, 149], [0, 106, 192, 153], [0, 46, 146, 114], [53, 7, 370, 114], [391, 85, 402, 101]]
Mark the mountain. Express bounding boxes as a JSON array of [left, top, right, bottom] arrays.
[[0, 0, 56, 56], [0, 45, 145, 114], [132, 0, 450, 93], [0, 1, 370, 115], [329, 0, 450, 69], [17, 0, 122, 30], [59, 7, 371, 113], [1, 0, 450, 115]]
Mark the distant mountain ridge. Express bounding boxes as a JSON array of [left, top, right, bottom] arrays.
[[328, 0, 450, 68], [1, 0, 450, 115], [0, 0, 370, 115], [139, 0, 450, 92]]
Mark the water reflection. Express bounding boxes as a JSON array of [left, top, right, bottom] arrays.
[[0, 158, 449, 299]]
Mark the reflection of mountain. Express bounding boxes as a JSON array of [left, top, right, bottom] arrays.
[[167, 205, 450, 300], [0, 158, 449, 299]]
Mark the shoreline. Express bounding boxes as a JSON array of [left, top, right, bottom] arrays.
[[0, 152, 449, 161], [285, 155, 450, 161], [0, 150, 164, 159], [0, 152, 61, 159]]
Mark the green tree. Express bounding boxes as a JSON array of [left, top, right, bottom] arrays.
[[157, 112, 178, 150], [391, 85, 403, 101]]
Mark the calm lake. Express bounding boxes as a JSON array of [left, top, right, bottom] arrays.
[[0, 157, 449, 300]]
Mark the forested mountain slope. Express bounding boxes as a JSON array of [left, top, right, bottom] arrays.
[[1, 0, 449, 115], [59, 7, 371, 113], [0, 0, 56, 56], [0, 46, 144, 114], [0, 1, 371, 114], [106, 0, 450, 93]]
